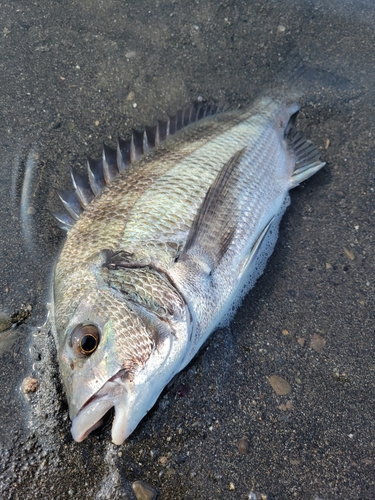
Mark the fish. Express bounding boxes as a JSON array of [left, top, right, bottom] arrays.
[[50, 96, 325, 445]]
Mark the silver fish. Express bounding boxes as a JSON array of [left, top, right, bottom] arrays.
[[51, 97, 325, 445]]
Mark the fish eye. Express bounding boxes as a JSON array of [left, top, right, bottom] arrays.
[[70, 324, 100, 356]]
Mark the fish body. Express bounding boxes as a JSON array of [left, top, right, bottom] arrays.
[[51, 97, 325, 444]]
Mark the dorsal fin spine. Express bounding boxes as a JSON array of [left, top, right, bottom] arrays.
[[54, 102, 222, 229], [143, 130, 149, 153]]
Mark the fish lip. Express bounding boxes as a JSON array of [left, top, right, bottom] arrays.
[[70, 370, 130, 444]]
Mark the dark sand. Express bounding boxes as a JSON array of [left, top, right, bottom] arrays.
[[1, 1, 375, 498]]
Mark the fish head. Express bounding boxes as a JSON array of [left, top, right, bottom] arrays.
[[53, 281, 189, 445]]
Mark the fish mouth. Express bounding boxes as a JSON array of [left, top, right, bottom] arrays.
[[71, 371, 130, 445]]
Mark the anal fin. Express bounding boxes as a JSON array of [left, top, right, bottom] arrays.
[[286, 122, 325, 187]]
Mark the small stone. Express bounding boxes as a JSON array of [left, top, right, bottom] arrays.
[[229, 482, 235, 491], [27, 206, 36, 215], [95, 120, 99, 126], [237, 437, 250, 454], [133, 102, 138, 108], [22, 377, 39, 393], [325, 262, 332, 269], [344, 247, 355, 260], [297, 337, 305, 346], [277, 25, 286, 32], [0, 312, 12, 332], [10, 307, 31, 325], [132, 480, 158, 500], [158, 456, 167, 465], [268, 375, 292, 395], [126, 91, 135, 101], [310, 334, 326, 353], [282, 329, 289, 336]]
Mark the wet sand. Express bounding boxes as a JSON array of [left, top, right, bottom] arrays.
[[1, 1, 375, 498]]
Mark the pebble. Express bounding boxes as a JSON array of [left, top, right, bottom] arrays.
[[21, 377, 39, 393], [229, 482, 235, 491], [132, 480, 158, 500], [344, 247, 355, 260], [0, 312, 12, 333], [268, 375, 292, 395], [310, 334, 326, 353], [11, 305, 32, 325], [237, 437, 250, 454]]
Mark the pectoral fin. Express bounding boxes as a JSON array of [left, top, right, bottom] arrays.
[[177, 148, 247, 275]]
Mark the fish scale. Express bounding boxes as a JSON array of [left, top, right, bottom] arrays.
[[51, 96, 325, 444], [116, 124, 274, 263], [57, 109, 250, 266]]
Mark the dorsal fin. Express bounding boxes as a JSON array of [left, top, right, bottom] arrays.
[[102, 143, 118, 182], [52, 102, 223, 231]]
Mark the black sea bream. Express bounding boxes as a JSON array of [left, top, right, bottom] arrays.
[[51, 97, 325, 444]]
